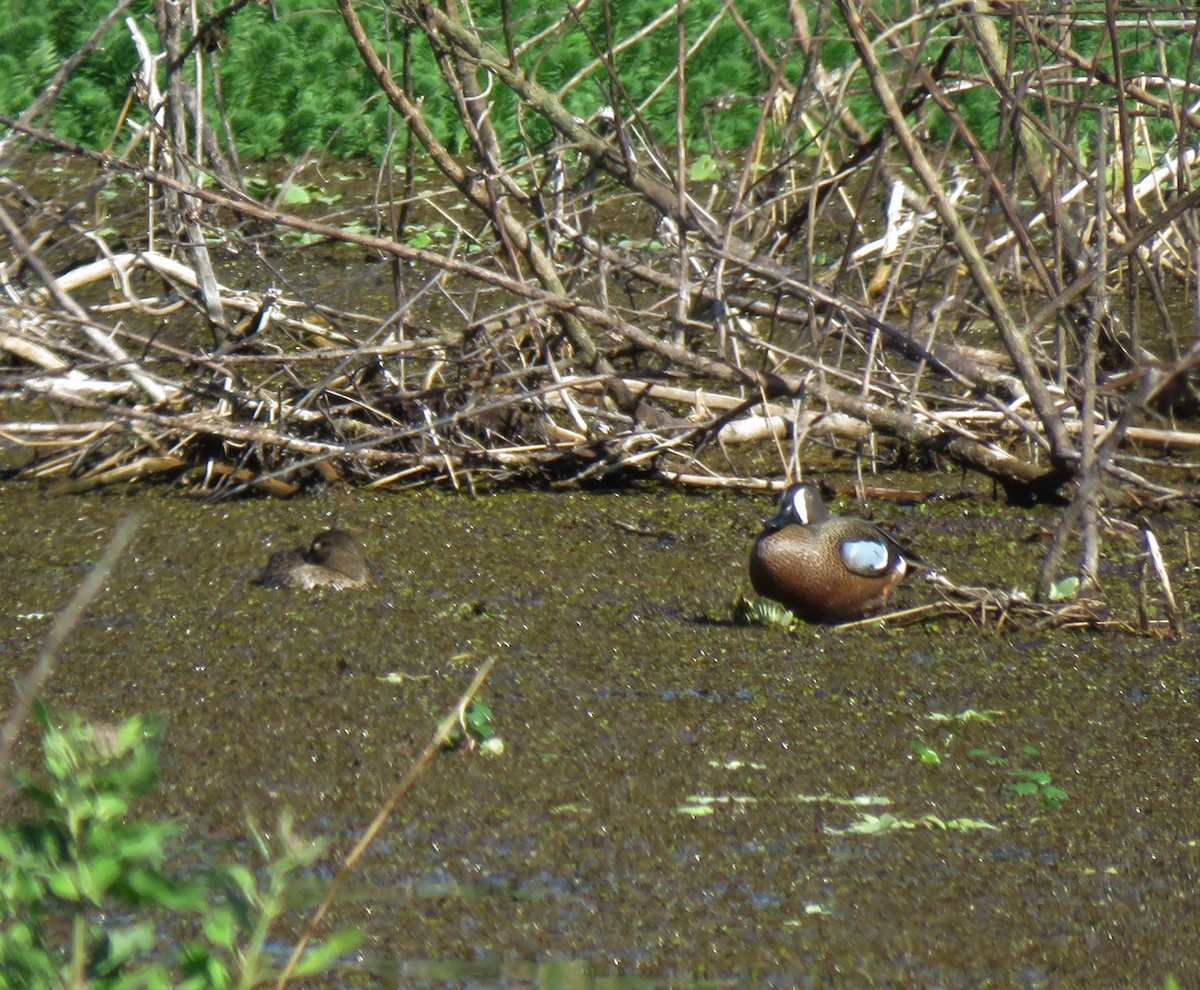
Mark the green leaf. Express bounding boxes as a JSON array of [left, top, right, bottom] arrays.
[[465, 702, 493, 731], [911, 742, 940, 766], [93, 792, 131, 824], [290, 927, 363, 976], [128, 869, 207, 912], [79, 855, 121, 901], [202, 906, 238, 950], [104, 919, 157, 969], [1041, 786, 1068, 807], [46, 868, 80, 899], [178, 939, 232, 986], [278, 182, 313, 205], [688, 154, 721, 181], [222, 864, 258, 903], [107, 821, 175, 862], [732, 595, 795, 628], [1048, 576, 1079, 601], [967, 747, 1004, 763]]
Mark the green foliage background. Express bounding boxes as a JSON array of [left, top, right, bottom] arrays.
[[0, 1, 1185, 161], [0, 0, 793, 159]]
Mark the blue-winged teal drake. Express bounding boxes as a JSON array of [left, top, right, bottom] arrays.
[[749, 484, 916, 622], [260, 529, 370, 590]]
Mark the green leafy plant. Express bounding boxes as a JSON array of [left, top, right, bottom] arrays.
[[1008, 767, 1068, 809], [966, 747, 1009, 767], [443, 698, 503, 754], [0, 703, 359, 989], [969, 743, 1069, 809], [913, 709, 1005, 767], [1047, 576, 1080, 602], [911, 741, 941, 766], [732, 594, 796, 629]]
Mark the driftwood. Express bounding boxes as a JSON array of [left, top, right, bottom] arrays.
[[835, 571, 1176, 637]]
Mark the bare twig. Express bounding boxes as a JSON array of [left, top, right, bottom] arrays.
[[276, 654, 497, 989], [0, 515, 141, 796]]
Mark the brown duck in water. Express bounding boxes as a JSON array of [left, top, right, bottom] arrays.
[[749, 484, 919, 622], [260, 529, 370, 590]]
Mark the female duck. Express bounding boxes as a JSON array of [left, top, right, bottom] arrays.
[[749, 484, 917, 622], [260, 529, 371, 590]]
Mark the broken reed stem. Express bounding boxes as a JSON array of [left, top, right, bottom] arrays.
[[277, 654, 497, 990], [1079, 108, 1107, 590], [0, 515, 141, 795], [1142, 528, 1184, 638], [1138, 549, 1151, 633]]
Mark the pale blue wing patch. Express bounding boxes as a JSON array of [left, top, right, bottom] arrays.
[[840, 538, 903, 578]]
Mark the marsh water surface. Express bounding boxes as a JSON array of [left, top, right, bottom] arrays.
[[0, 480, 1197, 987]]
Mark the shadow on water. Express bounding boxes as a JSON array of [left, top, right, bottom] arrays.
[[0, 480, 1197, 986]]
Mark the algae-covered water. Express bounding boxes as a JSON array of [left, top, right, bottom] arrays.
[[0, 480, 1197, 987]]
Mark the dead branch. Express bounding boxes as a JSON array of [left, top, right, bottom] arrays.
[[0, 0, 1196, 564]]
